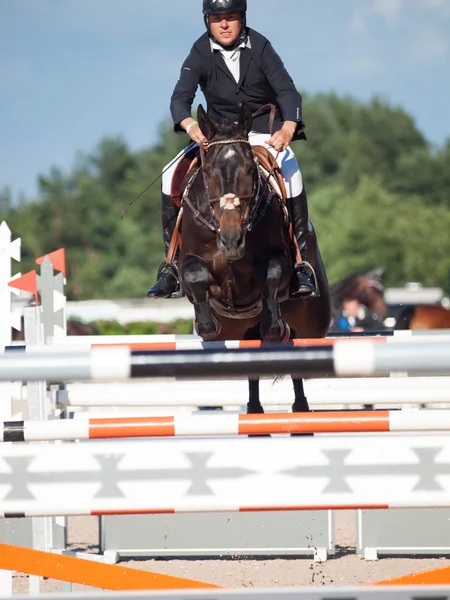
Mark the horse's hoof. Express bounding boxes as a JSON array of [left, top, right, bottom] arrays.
[[260, 319, 290, 344], [280, 322, 291, 343], [195, 315, 222, 341]]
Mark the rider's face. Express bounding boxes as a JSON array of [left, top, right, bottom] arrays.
[[208, 12, 242, 47]]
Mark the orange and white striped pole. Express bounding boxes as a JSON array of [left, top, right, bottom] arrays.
[[3, 409, 450, 442]]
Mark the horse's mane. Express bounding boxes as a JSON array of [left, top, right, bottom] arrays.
[[330, 268, 385, 310], [213, 116, 244, 140], [330, 271, 365, 306]]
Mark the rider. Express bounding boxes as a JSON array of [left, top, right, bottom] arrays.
[[147, 0, 315, 299]]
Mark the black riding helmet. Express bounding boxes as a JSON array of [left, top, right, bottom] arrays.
[[202, 0, 248, 47], [202, 0, 247, 16]]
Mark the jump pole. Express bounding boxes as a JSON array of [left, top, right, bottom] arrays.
[[1, 340, 450, 381], [3, 409, 450, 442], [53, 377, 450, 408], [4, 331, 450, 353], [0, 542, 220, 591], [8, 327, 449, 349]]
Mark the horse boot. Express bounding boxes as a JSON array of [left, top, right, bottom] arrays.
[[147, 192, 181, 299], [288, 188, 315, 298]]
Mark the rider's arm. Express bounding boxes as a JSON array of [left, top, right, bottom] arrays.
[[170, 46, 204, 134], [260, 41, 305, 139]]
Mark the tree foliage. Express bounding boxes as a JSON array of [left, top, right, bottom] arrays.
[[1, 93, 449, 299]]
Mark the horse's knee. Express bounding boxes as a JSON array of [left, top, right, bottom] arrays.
[[266, 260, 283, 284], [265, 257, 289, 290], [182, 258, 210, 303]]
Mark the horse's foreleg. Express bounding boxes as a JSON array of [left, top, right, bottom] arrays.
[[292, 378, 310, 413], [260, 257, 290, 343], [291, 377, 313, 437], [247, 378, 264, 414], [182, 257, 221, 341], [247, 377, 271, 438]]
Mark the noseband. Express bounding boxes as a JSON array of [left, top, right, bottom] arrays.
[[182, 138, 259, 235]]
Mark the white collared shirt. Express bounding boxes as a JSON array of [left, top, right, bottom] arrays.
[[210, 36, 251, 84]]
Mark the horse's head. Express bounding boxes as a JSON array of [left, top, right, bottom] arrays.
[[197, 103, 258, 261], [331, 267, 389, 326], [361, 267, 388, 318]]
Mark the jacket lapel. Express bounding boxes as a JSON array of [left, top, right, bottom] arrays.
[[237, 49, 253, 88], [213, 51, 237, 83]]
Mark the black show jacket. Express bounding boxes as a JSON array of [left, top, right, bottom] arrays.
[[170, 28, 306, 141]]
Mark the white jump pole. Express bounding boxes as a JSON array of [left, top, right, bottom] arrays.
[[49, 376, 450, 408]]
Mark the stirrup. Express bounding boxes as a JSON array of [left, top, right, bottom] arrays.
[[292, 261, 319, 299], [163, 261, 185, 298], [147, 263, 183, 299]]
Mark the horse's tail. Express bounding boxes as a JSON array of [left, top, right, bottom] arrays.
[[394, 306, 416, 330]]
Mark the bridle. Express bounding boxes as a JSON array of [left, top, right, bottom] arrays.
[[182, 138, 260, 235]]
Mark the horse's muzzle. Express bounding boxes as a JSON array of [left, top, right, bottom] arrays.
[[217, 231, 245, 261], [217, 206, 246, 260]]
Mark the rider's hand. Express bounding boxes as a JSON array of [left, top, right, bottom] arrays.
[[187, 124, 208, 145], [266, 121, 296, 152], [181, 118, 208, 145]]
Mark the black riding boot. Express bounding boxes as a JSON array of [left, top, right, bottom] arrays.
[[147, 193, 181, 299], [288, 188, 315, 297]]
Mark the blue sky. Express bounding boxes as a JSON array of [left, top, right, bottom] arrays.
[[1, 0, 450, 200]]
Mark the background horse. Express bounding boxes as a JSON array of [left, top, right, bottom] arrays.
[[395, 304, 450, 330], [329, 267, 389, 331], [178, 103, 331, 417], [329, 268, 450, 330]]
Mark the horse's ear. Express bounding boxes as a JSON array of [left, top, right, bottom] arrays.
[[367, 267, 385, 291], [197, 104, 217, 140], [236, 103, 253, 137], [368, 267, 384, 281]]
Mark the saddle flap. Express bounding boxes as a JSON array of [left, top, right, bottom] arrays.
[[251, 145, 287, 203], [170, 147, 199, 209]]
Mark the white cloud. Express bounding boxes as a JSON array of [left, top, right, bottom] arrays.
[[350, 0, 450, 32], [371, 0, 404, 25], [350, 11, 366, 33]]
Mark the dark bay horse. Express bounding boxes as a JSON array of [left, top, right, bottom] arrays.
[[178, 103, 331, 416]]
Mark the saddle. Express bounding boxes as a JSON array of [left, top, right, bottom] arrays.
[[166, 145, 301, 265]]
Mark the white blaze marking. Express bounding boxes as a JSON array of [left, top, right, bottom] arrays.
[[220, 193, 241, 210], [224, 148, 235, 160]]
